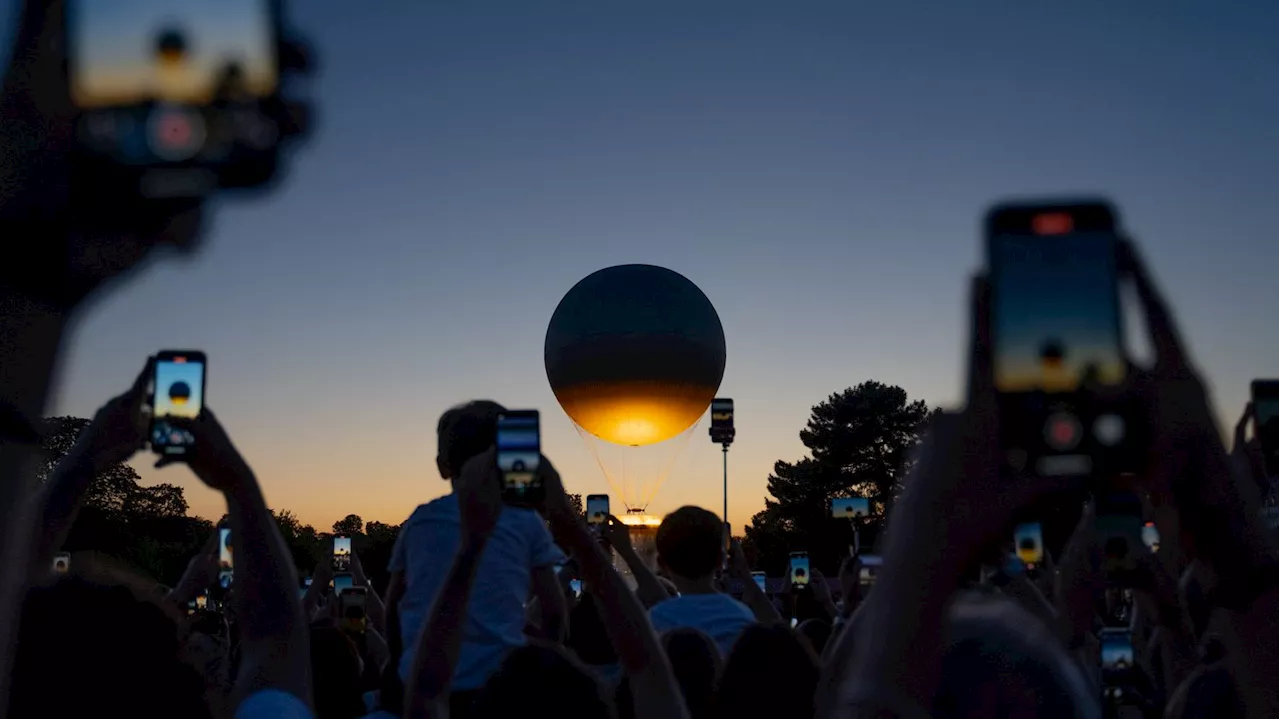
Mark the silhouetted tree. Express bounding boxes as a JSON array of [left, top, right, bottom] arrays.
[[745, 381, 935, 575], [566, 493, 584, 517], [332, 514, 364, 536]]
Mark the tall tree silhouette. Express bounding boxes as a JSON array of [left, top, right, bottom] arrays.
[[745, 381, 934, 575], [332, 514, 364, 536]]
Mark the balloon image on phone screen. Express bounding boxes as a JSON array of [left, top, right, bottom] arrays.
[[218, 526, 232, 588], [332, 536, 351, 573], [52, 552, 71, 575], [150, 351, 206, 456], [789, 552, 810, 588], [986, 202, 1137, 480], [1013, 522, 1044, 567]]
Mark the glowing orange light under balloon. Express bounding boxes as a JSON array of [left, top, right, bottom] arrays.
[[170, 396, 188, 405], [552, 380, 717, 446]]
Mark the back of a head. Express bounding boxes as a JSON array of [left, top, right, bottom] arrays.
[[715, 623, 819, 719], [473, 641, 617, 719], [10, 574, 212, 719], [309, 625, 366, 719], [437, 400, 506, 478], [656, 506, 723, 581], [933, 592, 1099, 719], [1169, 663, 1246, 719], [796, 618, 833, 656], [662, 628, 722, 719]]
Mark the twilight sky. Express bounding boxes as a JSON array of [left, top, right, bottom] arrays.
[[15, 1, 1276, 533]]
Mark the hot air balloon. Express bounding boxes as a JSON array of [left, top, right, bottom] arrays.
[[546, 265, 726, 514], [155, 28, 189, 65], [169, 381, 191, 405]]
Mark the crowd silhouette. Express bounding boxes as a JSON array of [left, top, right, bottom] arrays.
[[1, 3, 1277, 719]]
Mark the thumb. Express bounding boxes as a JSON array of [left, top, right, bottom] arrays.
[[154, 455, 182, 469]]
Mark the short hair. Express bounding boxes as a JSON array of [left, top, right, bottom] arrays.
[[655, 506, 724, 580], [436, 400, 505, 478], [472, 641, 617, 719]]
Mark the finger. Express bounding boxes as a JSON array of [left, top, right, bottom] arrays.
[[130, 357, 155, 397], [1235, 403, 1253, 451], [1117, 240, 1187, 375], [154, 455, 180, 469], [966, 275, 995, 407]]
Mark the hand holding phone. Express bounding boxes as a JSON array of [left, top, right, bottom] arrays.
[[497, 410, 544, 505], [332, 536, 352, 573]]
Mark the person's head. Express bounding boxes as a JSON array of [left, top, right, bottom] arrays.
[[796, 618, 833, 656], [716, 624, 820, 719], [10, 573, 213, 719], [661, 628, 722, 718], [473, 641, 617, 719], [655, 506, 724, 583], [309, 625, 366, 719], [436, 400, 505, 480], [931, 592, 1098, 719]]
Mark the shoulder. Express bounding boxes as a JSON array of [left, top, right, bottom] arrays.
[[235, 690, 314, 719]]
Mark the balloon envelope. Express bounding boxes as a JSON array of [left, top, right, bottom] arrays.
[[168, 381, 191, 404], [545, 265, 726, 446]]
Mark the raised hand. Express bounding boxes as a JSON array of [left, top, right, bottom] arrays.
[[153, 409, 251, 491], [601, 514, 634, 555], [456, 447, 502, 542], [75, 358, 153, 471]]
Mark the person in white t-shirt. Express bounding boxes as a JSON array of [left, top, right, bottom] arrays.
[[383, 401, 566, 714], [647, 506, 756, 656]]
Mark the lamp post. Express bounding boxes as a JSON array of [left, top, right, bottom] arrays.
[[709, 398, 735, 526]]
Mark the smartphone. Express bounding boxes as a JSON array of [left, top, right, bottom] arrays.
[[66, 0, 288, 200], [333, 573, 354, 593], [859, 554, 881, 589], [586, 494, 609, 526], [149, 351, 206, 456], [1096, 492, 1144, 581], [1099, 628, 1135, 701], [332, 536, 351, 573], [751, 571, 767, 592], [497, 410, 543, 505], [339, 586, 368, 613], [709, 398, 736, 445], [831, 497, 870, 520], [1251, 380, 1278, 478], [789, 551, 810, 588], [217, 526, 232, 588], [195, 593, 208, 610], [1141, 521, 1160, 554], [986, 201, 1137, 480], [569, 579, 583, 598], [52, 552, 71, 575], [1012, 522, 1044, 568]]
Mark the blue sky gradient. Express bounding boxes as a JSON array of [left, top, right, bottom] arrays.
[[3, 1, 1271, 532]]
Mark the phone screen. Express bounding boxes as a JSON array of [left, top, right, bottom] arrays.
[[218, 527, 233, 588], [1096, 494, 1143, 578], [789, 553, 810, 587], [333, 536, 351, 572], [67, 1, 279, 170], [1252, 381, 1278, 477], [752, 571, 767, 591], [151, 353, 205, 455], [569, 579, 583, 597], [988, 203, 1130, 479], [1141, 521, 1160, 553], [497, 411, 543, 503], [1013, 522, 1044, 566], [52, 552, 71, 575], [1100, 629, 1134, 673], [586, 495, 609, 525], [333, 574, 354, 593], [195, 593, 208, 610], [832, 497, 869, 519], [710, 398, 735, 443]]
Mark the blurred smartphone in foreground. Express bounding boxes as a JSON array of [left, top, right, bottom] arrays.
[[497, 410, 543, 505], [1251, 380, 1278, 478], [66, 0, 287, 200], [751, 571, 767, 592], [986, 200, 1137, 481], [150, 351, 206, 457]]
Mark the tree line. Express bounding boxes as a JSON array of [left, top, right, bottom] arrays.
[[44, 379, 949, 589]]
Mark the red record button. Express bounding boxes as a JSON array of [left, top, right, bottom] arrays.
[[1044, 413, 1082, 451]]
